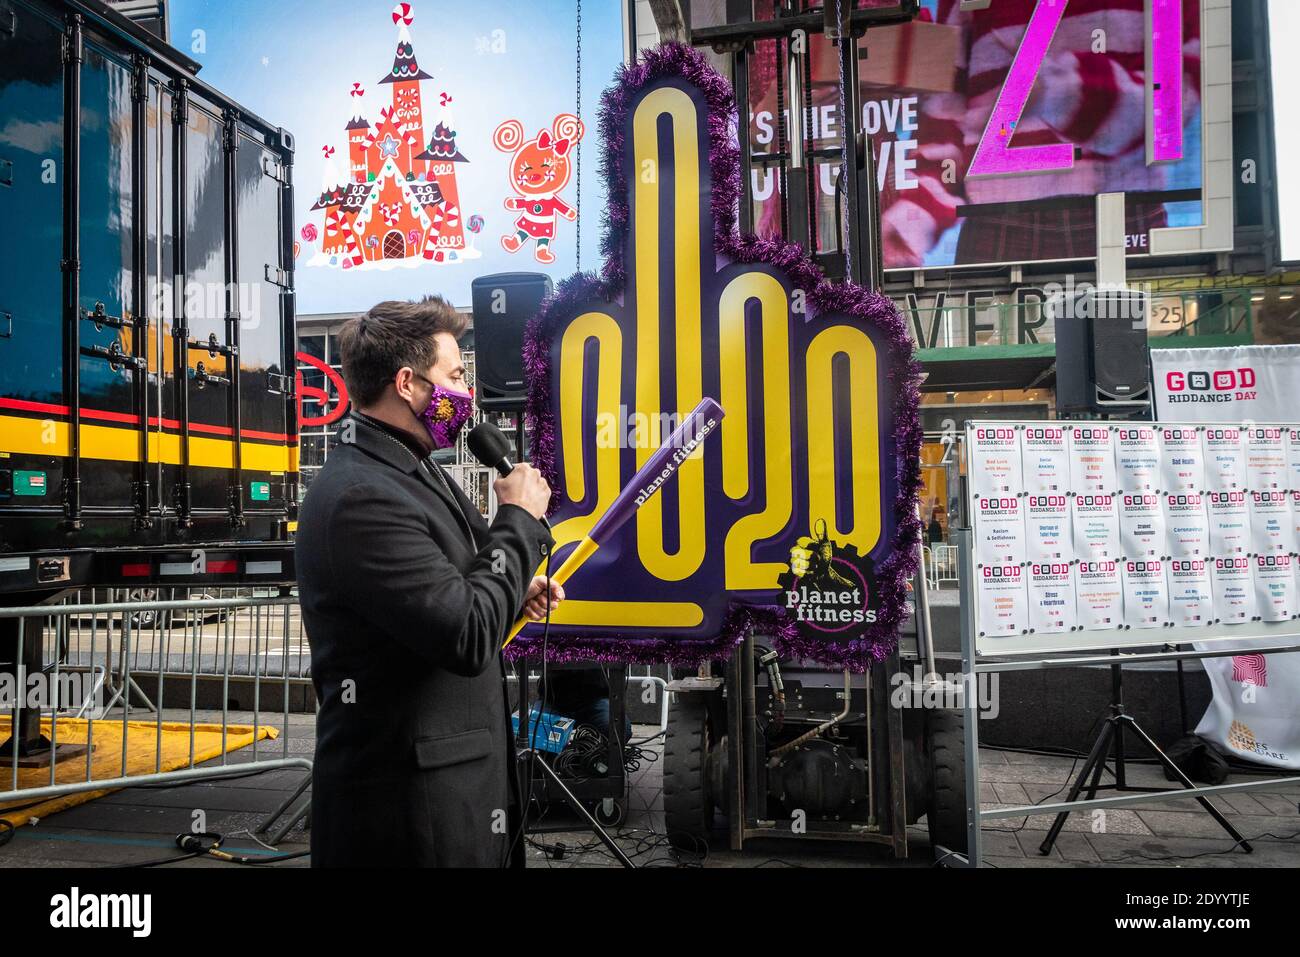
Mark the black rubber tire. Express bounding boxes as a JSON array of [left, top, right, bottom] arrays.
[[663, 693, 716, 851], [925, 708, 969, 857]]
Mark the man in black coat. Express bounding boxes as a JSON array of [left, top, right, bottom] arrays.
[[296, 296, 561, 867]]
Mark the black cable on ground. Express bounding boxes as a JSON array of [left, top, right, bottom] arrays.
[[108, 832, 310, 868], [1099, 828, 1300, 865]]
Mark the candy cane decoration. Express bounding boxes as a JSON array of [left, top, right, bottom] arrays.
[[380, 202, 402, 227], [431, 202, 460, 231]]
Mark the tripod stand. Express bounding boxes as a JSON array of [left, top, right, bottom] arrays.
[[1039, 653, 1252, 856], [513, 655, 634, 867]]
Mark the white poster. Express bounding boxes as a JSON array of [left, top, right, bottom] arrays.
[[1067, 426, 1117, 493], [1288, 427, 1300, 488], [969, 425, 1022, 497], [1254, 553, 1297, 622], [974, 494, 1026, 565], [1020, 425, 1070, 494], [1024, 494, 1071, 562], [1114, 426, 1160, 492], [1206, 490, 1251, 556], [1202, 426, 1246, 491], [1245, 426, 1288, 490], [1249, 489, 1295, 554], [1163, 492, 1210, 558], [1122, 559, 1169, 628], [1028, 562, 1076, 635], [1071, 492, 1121, 560], [1291, 490, 1300, 549], [977, 563, 1029, 638], [1158, 425, 1205, 492], [1167, 558, 1214, 627], [1075, 560, 1123, 630], [1119, 492, 1165, 559], [1211, 556, 1256, 624]]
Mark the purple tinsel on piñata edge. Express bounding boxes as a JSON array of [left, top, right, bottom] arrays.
[[511, 43, 922, 671]]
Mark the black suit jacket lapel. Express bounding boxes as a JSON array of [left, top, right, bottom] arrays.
[[350, 415, 474, 540]]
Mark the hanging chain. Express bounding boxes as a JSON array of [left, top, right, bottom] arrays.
[[835, 0, 850, 275], [575, 0, 583, 273], [773, 0, 789, 239]]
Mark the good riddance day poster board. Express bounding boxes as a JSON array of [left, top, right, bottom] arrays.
[[168, 0, 624, 313]]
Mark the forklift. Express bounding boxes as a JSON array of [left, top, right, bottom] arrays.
[[661, 0, 968, 859]]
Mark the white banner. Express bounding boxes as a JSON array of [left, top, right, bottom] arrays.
[[1075, 560, 1123, 630], [1028, 561, 1075, 635], [1196, 647, 1300, 768], [1151, 345, 1300, 422], [1021, 425, 1070, 494], [969, 425, 1022, 497], [1158, 425, 1205, 492], [1151, 348, 1300, 770]]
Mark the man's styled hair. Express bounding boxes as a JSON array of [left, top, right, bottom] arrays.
[[337, 295, 469, 407]]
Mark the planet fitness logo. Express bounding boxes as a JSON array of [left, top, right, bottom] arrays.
[[778, 520, 880, 636]]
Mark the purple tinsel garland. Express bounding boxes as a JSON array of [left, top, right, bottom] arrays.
[[511, 43, 923, 671]]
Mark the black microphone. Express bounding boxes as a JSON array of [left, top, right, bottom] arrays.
[[467, 422, 550, 528]]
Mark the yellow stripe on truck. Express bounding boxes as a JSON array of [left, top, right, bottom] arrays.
[[0, 415, 297, 473]]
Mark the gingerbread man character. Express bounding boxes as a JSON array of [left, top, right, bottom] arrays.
[[493, 114, 584, 264]]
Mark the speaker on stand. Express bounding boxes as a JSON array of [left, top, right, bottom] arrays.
[[1051, 289, 1152, 418], [470, 272, 553, 464]]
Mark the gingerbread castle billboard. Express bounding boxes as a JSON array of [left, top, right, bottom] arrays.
[[306, 3, 479, 271]]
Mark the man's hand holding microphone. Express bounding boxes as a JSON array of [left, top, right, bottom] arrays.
[[472, 423, 565, 623]]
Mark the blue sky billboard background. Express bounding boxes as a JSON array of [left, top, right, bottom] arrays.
[[169, 0, 624, 314]]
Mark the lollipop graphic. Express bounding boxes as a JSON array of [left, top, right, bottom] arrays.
[[466, 213, 484, 252]]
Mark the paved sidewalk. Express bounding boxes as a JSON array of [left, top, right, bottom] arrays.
[[1, 715, 1296, 868]]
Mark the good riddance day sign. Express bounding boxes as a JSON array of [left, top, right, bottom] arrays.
[[516, 45, 921, 668]]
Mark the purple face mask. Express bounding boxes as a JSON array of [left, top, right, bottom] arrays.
[[417, 380, 474, 450]]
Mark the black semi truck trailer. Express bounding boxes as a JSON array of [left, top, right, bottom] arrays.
[[0, 0, 299, 603]]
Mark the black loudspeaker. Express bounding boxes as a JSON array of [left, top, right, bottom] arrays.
[[1051, 290, 1152, 415], [470, 272, 553, 411]]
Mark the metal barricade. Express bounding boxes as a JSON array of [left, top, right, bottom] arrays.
[[929, 544, 959, 590], [0, 590, 312, 831]]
